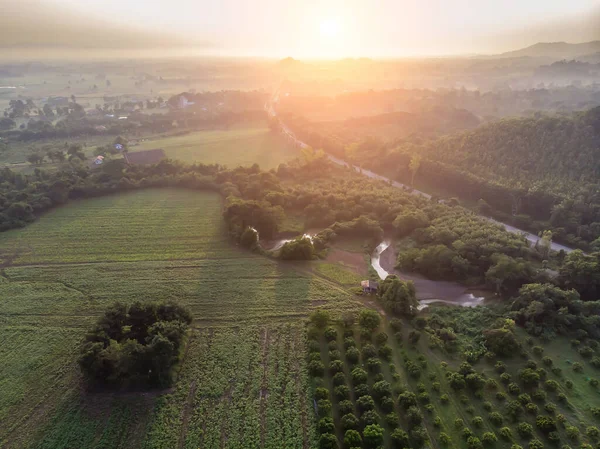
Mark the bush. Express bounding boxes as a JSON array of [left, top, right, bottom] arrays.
[[338, 400, 354, 415], [334, 385, 350, 401], [346, 346, 359, 364], [329, 350, 341, 361], [357, 395, 375, 413], [439, 432, 452, 446], [372, 381, 391, 400], [542, 356, 553, 366], [565, 425, 579, 441], [565, 380, 573, 389], [579, 346, 594, 359], [517, 422, 534, 438], [354, 383, 369, 397], [572, 362, 583, 373], [329, 360, 344, 374], [590, 378, 599, 387], [544, 403, 556, 414], [528, 439, 544, 449], [359, 309, 381, 332], [518, 394, 532, 405], [483, 401, 493, 411], [317, 417, 335, 434], [315, 387, 329, 400], [378, 345, 393, 361], [526, 403, 539, 415], [317, 399, 332, 417], [532, 390, 547, 402], [489, 412, 504, 426], [587, 426, 600, 439], [500, 372, 512, 384], [407, 406, 424, 426], [496, 392, 507, 401], [440, 394, 450, 404], [535, 415, 557, 433], [468, 436, 484, 449], [332, 372, 346, 386], [391, 428, 410, 448], [408, 330, 421, 344], [385, 412, 399, 428], [344, 429, 362, 448], [545, 380, 559, 391], [361, 410, 380, 426], [508, 383, 521, 395], [482, 432, 498, 446], [533, 346, 544, 355], [455, 418, 465, 428], [366, 357, 382, 373], [78, 301, 192, 388], [324, 326, 337, 341], [375, 332, 388, 345], [363, 424, 384, 448], [351, 367, 367, 384], [472, 416, 484, 427], [318, 433, 338, 449], [499, 427, 512, 440]]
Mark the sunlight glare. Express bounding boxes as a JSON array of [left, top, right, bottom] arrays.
[[319, 18, 341, 38]]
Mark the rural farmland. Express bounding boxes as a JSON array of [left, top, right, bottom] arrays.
[[0, 189, 361, 448]]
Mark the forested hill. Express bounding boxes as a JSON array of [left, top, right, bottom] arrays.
[[414, 107, 600, 190]]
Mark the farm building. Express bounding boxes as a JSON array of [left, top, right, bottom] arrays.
[[124, 149, 166, 165], [361, 280, 379, 294]]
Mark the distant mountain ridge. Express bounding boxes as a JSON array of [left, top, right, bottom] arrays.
[[497, 41, 600, 60]]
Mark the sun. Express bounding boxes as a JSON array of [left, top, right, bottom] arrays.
[[319, 18, 341, 38]]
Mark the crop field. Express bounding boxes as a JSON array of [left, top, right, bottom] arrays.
[[130, 122, 299, 169], [0, 188, 361, 448], [309, 309, 600, 449]]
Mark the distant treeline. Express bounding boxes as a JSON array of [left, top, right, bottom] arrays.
[[284, 107, 600, 250]]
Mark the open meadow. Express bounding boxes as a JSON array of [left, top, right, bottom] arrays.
[[129, 122, 299, 169], [0, 188, 362, 448]]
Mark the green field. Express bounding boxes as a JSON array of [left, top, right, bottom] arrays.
[[0, 188, 361, 448], [130, 123, 299, 169]]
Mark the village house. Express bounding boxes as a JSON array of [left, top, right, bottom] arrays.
[[361, 280, 379, 294]]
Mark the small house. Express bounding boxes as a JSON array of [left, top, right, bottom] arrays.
[[361, 280, 379, 294]]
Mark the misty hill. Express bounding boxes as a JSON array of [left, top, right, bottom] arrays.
[[0, 0, 206, 49], [498, 41, 600, 60]]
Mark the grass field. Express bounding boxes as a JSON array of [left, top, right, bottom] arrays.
[[0, 188, 361, 448], [130, 123, 300, 169]]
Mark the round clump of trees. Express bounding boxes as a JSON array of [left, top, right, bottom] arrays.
[[79, 300, 192, 388]]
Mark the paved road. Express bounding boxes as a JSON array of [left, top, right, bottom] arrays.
[[268, 99, 576, 254]]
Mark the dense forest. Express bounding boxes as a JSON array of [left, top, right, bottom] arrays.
[[284, 107, 600, 249]]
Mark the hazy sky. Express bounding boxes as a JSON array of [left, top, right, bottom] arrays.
[[14, 0, 600, 57]]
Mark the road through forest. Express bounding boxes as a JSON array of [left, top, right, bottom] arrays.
[[267, 98, 576, 254]]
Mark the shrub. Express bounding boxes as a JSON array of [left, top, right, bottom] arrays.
[[329, 350, 341, 361], [362, 344, 377, 359], [390, 318, 403, 332], [587, 426, 600, 439], [346, 347, 359, 364], [408, 330, 422, 345], [419, 392, 430, 404], [411, 426, 429, 448], [356, 395, 375, 413], [466, 405, 476, 414], [496, 392, 507, 401], [487, 379, 499, 390], [518, 369, 540, 387], [517, 422, 534, 438], [500, 372, 512, 384], [591, 357, 600, 369], [565, 425, 579, 441], [385, 412, 399, 428], [499, 427, 512, 440], [334, 385, 350, 401], [332, 372, 345, 386], [579, 346, 594, 359], [380, 396, 394, 413], [354, 383, 369, 397], [468, 436, 484, 449], [338, 400, 354, 415], [343, 337, 356, 349], [472, 417, 484, 428], [391, 428, 410, 448], [407, 406, 424, 426], [372, 381, 391, 400], [551, 367, 562, 376], [317, 417, 335, 434], [318, 433, 338, 449], [308, 360, 325, 377], [433, 415, 442, 427], [329, 360, 344, 374], [548, 431, 560, 444], [483, 401, 493, 411], [361, 409, 380, 426], [399, 391, 417, 408], [449, 372, 467, 390], [315, 387, 329, 400], [545, 380, 559, 391], [528, 439, 544, 449], [518, 394, 532, 405], [508, 383, 521, 395], [375, 332, 388, 345], [359, 309, 381, 332], [378, 345, 393, 361], [439, 432, 452, 446], [590, 378, 599, 387], [317, 399, 332, 417], [536, 415, 557, 433], [324, 327, 337, 341], [454, 418, 465, 429], [532, 390, 547, 402], [440, 394, 450, 404], [526, 403, 539, 415], [363, 424, 384, 449], [495, 361, 507, 373], [344, 429, 362, 448], [544, 403, 556, 414], [565, 380, 573, 389], [482, 432, 498, 446], [489, 412, 504, 426], [557, 393, 567, 403], [542, 356, 553, 366], [572, 362, 583, 373], [366, 357, 382, 373], [351, 367, 367, 384]]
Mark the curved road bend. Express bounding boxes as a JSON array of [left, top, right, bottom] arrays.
[[267, 100, 576, 254]]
